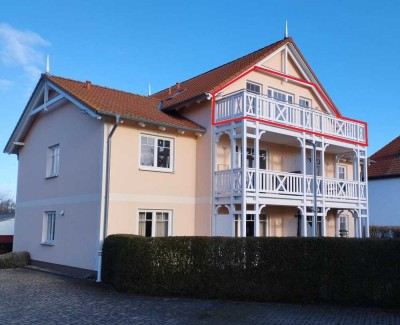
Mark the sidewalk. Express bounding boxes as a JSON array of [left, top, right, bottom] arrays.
[[0, 268, 399, 324]]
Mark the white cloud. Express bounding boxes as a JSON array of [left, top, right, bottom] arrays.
[[0, 79, 13, 91], [0, 23, 50, 81]]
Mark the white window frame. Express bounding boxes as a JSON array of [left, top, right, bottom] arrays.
[[299, 97, 312, 108], [42, 211, 56, 245], [137, 209, 172, 237], [46, 144, 60, 178], [246, 81, 262, 94], [139, 134, 174, 173], [267, 88, 294, 104], [337, 165, 347, 180]]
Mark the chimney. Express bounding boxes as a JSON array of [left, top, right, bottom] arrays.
[[176, 82, 181, 90], [86, 81, 91, 90], [168, 87, 172, 95]]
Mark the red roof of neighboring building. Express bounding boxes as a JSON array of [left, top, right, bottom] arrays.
[[46, 75, 206, 132], [151, 37, 339, 114], [369, 136, 400, 179]]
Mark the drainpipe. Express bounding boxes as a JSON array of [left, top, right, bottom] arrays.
[[311, 140, 317, 237], [306, 139, 317, 237], [97, 115, 121, 282]]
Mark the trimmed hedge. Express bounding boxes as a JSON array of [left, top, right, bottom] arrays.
[[0, 251, 30, 268], [370, 226, 400, 238], [102, 235, 400, 307]]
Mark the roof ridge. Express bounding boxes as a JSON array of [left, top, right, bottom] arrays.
[[151, 37, 290, 97], [47, 74, 161, 103]]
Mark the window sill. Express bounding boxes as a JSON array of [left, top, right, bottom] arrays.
[[139, 167, 174, 173], [41, 242, 54, 246], [45, 175, 58, 180]]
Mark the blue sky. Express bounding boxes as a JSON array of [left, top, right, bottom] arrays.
[[1, 0, 399, 197]]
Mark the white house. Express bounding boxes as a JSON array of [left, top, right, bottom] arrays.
[[368, 136, 400, 226]]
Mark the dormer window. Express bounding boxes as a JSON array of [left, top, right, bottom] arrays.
[[246, 81, 261, 94], [299, 97, 311, 108], [268, 88, 294, 104]]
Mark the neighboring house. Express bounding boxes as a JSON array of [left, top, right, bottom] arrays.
[[0, 213, 15, 245], [4, 36, 369, 277], [368, 136, 400, 226]]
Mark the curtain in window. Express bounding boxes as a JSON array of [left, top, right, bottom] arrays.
[[156, 212, 168, 237]]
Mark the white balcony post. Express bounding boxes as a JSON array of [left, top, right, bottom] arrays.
[[230, 126, 236, 226], [299, 137, 307, 237], [255, 122, 260, 237], [321, 143, 326, 237], [241, 122, 247, 237]]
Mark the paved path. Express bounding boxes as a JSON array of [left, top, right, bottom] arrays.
[[0, 268, 399, 324]]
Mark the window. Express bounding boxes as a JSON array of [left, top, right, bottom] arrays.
[[236, 147, 268, 169], [338, 165, 347, 180], [46, 144, 60, 177], [259, 214, 268, 237], [140, 135, 173, 172], [138, 210, 172, 237], [306, 157, 321, 176], [339, 215, 348, 231], [246, 81, 261, 94], [267, 88, 293, 104], [299, 97, 311, 108], [42, 211, 56, 244]]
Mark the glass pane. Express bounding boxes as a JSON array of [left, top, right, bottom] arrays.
[[156, 212, 168, 237], [157, 140, 170, 168], [141, 144, 154, 166]]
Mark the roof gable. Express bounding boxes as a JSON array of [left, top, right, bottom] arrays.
[[369, 136, 400, 179], [152, 37, 340, 115], [4, 75, 205, 154]]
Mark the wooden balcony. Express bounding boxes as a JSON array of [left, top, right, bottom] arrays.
[[215, 91, 367, 144], [215, 169, 367, 203]]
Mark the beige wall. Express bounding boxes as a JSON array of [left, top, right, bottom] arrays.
[[181, 101, 213, 235], [220, 46, 329, 114], [14, 102, 104, 271], [107, 120, 199, 236]]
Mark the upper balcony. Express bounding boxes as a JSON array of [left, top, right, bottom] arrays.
[[214, 90, 367, 145]]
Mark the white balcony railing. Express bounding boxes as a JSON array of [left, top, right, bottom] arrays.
[[215, 169, 367, 202], [215, 91, 366, 144]]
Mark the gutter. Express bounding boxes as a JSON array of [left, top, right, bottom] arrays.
[[97, 115, 121, 282], [98, 111, 206, 134]]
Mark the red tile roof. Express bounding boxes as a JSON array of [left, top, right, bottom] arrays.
[[369, 136, 400, 179], [45, 75, 205, 132], [152, 37, 340, 114]]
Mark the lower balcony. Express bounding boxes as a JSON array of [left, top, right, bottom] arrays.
[[215, 169, 367, 203]]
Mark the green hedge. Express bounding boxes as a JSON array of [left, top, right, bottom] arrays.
[[102, 235, 400, 307], [370, 226, 400, 238], [0, 251, 30, 268]]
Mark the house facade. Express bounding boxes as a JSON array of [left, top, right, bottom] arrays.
[[368, 136, 400, 226], [4, 37, 369, 277]]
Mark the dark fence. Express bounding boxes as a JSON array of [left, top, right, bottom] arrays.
[[102, 235, 400, 307]]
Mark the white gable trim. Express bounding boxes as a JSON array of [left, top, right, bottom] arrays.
[[46, 81, 102, 120], [4, 77, 101, 154]]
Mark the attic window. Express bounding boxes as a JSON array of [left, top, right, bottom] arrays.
[[246, 81, 261, 94], [166, 88, 186, 101]]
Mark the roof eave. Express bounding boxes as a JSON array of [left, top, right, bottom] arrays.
[[98, 111, 206, 133]]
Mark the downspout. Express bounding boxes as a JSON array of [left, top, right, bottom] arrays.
[[311, 140, 317, 237], [97, 115, 121, 282]]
